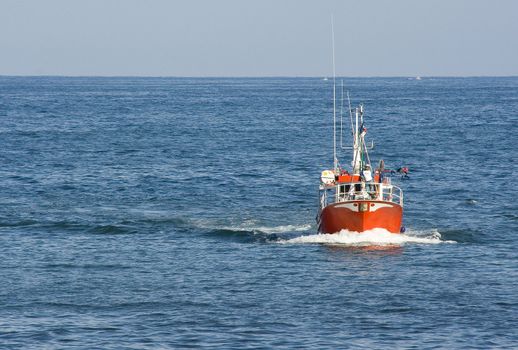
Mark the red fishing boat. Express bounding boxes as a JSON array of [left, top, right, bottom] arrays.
[[316, 97, 404, 234], [316, 21, 404, 234]]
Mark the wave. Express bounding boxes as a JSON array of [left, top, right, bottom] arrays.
[[89, 224, 138, 235], [185, 218, 313, 243], [280, 228, 455, 246], [0, 219, 39, 228], [190, 217, 312, 235], [222, 223, 312, 235], [0, 219, 141, 235], [436, 228, 480, 243]]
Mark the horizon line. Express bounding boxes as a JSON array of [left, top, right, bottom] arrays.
[[1, 74, 518, 79]]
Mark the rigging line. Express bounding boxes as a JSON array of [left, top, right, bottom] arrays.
[[347, 91, 354, 136], [340, 80, 344, 149], [359, 106, 371, 168], [364, 135, 372, 166], [331, 15, 337, 171]]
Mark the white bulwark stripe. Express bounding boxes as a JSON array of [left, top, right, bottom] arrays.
[[334, 202, 394, 212]]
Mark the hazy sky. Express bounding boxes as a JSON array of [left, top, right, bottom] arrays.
[[1, 0, 517, 76]]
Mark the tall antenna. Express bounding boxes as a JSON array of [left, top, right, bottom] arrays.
[[340, 79, 344, 149], [331, 16, 337, 172]]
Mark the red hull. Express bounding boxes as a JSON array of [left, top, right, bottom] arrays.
[[318, 200, 403, 234]]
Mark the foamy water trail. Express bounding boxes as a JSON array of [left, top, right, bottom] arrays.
[[249, 224, 312, 234], [224, 223, 312, 234], [191, 218, 312, 235], [280, 228, 455, 245]]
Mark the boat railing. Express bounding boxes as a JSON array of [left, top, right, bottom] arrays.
[[319, 182, 403, 209]]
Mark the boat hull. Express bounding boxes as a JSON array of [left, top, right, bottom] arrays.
[[318, 200, 403, 234]]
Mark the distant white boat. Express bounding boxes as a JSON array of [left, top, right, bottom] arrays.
[[416, 76, 422, 80], [323, 77, 329, 81]]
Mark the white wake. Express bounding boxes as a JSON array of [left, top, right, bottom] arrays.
[[280, 228, 455, 246], [190, 218, 312, 234], [226, 223, 312, 234]]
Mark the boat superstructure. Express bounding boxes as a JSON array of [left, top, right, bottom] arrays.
[[316, 99, 404, 234]]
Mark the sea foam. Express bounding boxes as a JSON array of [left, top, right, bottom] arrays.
[[281, 228, 455, 245], [223, 223, 312, 234]]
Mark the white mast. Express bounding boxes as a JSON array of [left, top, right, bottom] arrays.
[[352, 107, 360, 173]]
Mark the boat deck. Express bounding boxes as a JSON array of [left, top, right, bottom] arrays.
[[319, 181, 403, 209]]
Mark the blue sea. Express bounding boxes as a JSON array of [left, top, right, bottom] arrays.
[[0, 76, 517, 349]]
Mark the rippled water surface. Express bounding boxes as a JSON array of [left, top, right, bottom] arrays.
[[0, 77, 517, 349]]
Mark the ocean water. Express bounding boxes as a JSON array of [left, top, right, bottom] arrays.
[[0, 76, 517, 349]]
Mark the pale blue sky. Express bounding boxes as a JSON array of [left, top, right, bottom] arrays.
[[1, 0, 517, 76]]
